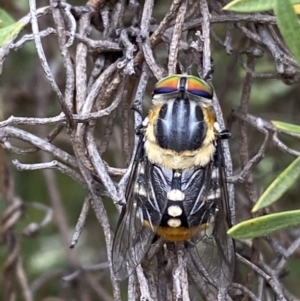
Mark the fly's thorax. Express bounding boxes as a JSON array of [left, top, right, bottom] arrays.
[[155, 98, 208, 152], [144, 100, 216, 169]]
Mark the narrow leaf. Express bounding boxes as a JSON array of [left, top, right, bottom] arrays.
[[274, 0, 300, 65], [228, 210, 300, 239], [0, 9, 15, 28], [223, 0, 300, 12], [223, 0, 275, 12], [0, 21, 25, 47], [272, 120, 300, 134], [252, 156, 300, 212]]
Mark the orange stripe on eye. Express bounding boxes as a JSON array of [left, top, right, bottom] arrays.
[[153, 75, 181, 94], [186, 76, 213, 98]]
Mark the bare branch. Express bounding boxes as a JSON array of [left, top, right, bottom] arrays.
[[200, 0, 211, 77], [0, 126, 77, 167], [168, 0, 187, 74], [70, 196, 90, 248], [29, 0, 73, 124], [22, 202, 53, 237]]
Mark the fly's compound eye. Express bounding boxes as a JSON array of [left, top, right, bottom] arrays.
[[152, 75, 214, 103], [186, 75, 213, 100], [153, 75, 181, 95]]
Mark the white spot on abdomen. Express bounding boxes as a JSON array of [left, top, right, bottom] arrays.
[[167, 205, 183, 217], [167, 189, 185, 201], [167, 218, 181, 227]]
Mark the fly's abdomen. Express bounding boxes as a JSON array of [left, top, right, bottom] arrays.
[[155, 99, 207, 152]]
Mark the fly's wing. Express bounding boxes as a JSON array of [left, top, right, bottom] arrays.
[[185, 139, 235, 289], [212, 140, 235, 288], [112, 161, 153, 280], [112, 145, 165, 280]]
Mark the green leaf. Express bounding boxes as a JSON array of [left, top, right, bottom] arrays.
[[252, 156, 300, 212], [0, 9, 15, 28], [228, 210, 300, 239], [223, 0, 300, 64], [223, 0, 300, 12], [0, 21, 25, 47], [272, 120, 300, 134], [290, 1, 300, 7], [274, 0, 300, 65], [223, 0, 276, 12]]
